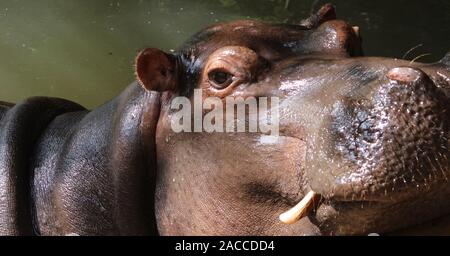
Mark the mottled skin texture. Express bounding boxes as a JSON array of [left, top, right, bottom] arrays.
[[0, 4, 449, 235]]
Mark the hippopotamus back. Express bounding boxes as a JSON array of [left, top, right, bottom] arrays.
[[0, 83, 161, 235], [0, 97, 86, 235]]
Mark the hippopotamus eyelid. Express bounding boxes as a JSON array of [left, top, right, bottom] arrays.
[[208, 70, 234, 89]]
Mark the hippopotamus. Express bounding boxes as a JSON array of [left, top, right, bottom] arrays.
[[0, 4, 449, 235]]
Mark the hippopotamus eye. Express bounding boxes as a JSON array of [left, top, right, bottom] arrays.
[[208, 70, 234, 89], [202, 46, 261, 96]]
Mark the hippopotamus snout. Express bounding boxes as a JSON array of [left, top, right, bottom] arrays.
[[306, 66, 449, 197], [295, 63, 450, 234]]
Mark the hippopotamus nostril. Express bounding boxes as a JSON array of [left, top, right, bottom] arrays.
[[387, 67, 426, 84]]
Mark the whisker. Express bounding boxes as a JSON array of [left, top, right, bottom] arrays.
[[410, 53, 432, 64], [435, 152, 448, 181], [310, 0, 320, 15], [426, 155, 439, 182], [414, 148, 427, 183], [402, 43, 423, 59], [284, 0, 290, 10]]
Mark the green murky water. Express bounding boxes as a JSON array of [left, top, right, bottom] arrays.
[[0, 0, 449, 108]]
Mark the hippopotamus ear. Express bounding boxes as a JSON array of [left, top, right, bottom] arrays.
[[299, 3, 336, 29], [135, 48, 178, 92]]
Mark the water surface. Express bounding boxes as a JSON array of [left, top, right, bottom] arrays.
[[0, 0, 448, 108]]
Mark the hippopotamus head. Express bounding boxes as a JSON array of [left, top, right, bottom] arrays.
[[2, 4, 450, 236], [132, 4, 450, 235], [129, 4, 450, 235]]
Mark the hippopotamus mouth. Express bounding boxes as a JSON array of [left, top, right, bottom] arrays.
[[0, 3, 448, 236]]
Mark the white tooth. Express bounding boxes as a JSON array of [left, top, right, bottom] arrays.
[[279, 190, 320, 224]]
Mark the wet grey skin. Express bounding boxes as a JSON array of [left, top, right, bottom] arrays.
[[0, 4, 449, 235]]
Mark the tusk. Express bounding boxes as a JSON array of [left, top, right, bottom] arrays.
[[352, 26, 360, 37], [279, 190, 320, 224]]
